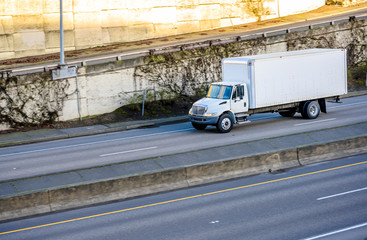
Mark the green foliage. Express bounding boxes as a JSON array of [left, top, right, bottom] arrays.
[[145, 55, 167, 64], [356, 80, 365, 86], [347, 62, 367, 90], [350, 62, 367, 80], [195, 84, 208, 97], [326, 0, 344, 6], [239, 0, 271, 22]]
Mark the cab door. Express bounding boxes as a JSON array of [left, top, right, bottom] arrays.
[[230, 84, 248, 114]]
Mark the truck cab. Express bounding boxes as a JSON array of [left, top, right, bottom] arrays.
[[189, 82, 249, 133]]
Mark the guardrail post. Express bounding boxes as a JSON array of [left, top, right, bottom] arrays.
[[0, 70, 12, 79]]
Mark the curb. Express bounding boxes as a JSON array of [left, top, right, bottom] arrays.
[[1, 134, 366, 222]]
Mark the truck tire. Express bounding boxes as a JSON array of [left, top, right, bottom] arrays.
[[216, 113, 233, 133], [279, 109, 296, 117], [192, 122, 207, 130], [302, 101, 320, 119]]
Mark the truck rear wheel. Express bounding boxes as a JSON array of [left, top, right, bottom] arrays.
[[302, 101, 320, 119], [192, 122, 207, 130], [216, 113, 233, 133]]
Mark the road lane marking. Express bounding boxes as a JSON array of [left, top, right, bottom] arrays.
[[303, 222, 367, 240], [0, 128, 192, 158], [294, 118, 336, 126], [317, 186, 367, 200], [1, 160, 367, 236], [100, 146, 157, 157], [328, 100, 367, 109]]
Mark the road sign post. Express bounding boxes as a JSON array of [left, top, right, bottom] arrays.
[[59, 0, 65, 66]]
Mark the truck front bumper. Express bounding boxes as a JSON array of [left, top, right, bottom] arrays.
[[189, 115, 218, 125]]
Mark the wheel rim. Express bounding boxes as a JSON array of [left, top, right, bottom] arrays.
[[309, 103, 318, 116], [310, 105, 316, 115], [221, 117, 231, 130]]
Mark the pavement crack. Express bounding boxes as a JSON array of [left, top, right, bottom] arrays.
[[296, 148, 302, 166], [10, 182, 20, 192], [153, 158, 165, 169]]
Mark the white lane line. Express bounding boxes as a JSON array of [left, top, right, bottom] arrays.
[[100, 146, 157, 157], [294, 118, 336, 126], [328, 100, 367, 109], [317, 186, 367, 200], [0, 128, 191, 158], [303, 222, 367, 240]]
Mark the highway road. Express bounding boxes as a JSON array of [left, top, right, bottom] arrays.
[[1, 152, 366, 239], [0, 94, 366, 181]]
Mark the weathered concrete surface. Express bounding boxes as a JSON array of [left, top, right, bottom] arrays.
[[1, 17, 367, 131], [1, 122, 366, 221], [0, 0, 327, 60], [298, 135, 367, 165]]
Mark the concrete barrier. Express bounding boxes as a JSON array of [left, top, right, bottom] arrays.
[[185, 149, 299, 186], [0, 191, 51, 220], [298, 135, 367, 165], [1, 135, 367, 221]]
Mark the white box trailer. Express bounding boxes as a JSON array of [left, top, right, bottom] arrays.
[[189, 49, 348, 133], [222, 49, 347, 109]]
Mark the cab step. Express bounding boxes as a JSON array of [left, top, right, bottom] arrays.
[[236, 115, 251, 124]]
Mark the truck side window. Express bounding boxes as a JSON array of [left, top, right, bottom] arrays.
[[232, 86, 244, 100], [239, 85, 244, 99]]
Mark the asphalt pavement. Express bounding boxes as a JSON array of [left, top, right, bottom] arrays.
[[0, 116, 367, 199], [0, 91, 366, 203], [1, 153, 367, 239], [0, 95, 367, 221], [1, 90, 367, 148], [0, 90, 364, 149], [0, 115, 188, 147]]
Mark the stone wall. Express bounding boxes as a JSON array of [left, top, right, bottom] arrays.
[[1, 18, 366, 130], [0, 0, 326, 60]]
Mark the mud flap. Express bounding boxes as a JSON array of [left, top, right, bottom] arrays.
[[318, 98, 327, 113]]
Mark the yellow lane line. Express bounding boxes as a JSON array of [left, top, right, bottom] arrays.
[[1, 160, 367, 236]]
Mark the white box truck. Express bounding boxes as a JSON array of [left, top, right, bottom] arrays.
[[189, 49, 347, 133]]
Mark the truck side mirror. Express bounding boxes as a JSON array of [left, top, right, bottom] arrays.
[[232, 88, 237, 100]]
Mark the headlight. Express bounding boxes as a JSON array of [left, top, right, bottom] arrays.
[[189, 108, 192, 115], [204, 113, 216, 117]]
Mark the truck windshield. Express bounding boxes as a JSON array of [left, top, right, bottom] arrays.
[[207, 85, 232, 99]]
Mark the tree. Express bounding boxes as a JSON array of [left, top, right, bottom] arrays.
[[239, 0, 271, 22]]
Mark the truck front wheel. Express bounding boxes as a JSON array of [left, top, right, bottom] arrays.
[[216, 114, 233, 133], [302, 101, 320, 119], [192, 122, 207, 130]]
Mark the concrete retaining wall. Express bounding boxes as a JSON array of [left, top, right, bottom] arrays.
[[0, 0, 327, 60], [1, 18, 367, 131], [1, 135, 366, 221]]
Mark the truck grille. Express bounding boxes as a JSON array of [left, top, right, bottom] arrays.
[[192, 105, 205, 115]]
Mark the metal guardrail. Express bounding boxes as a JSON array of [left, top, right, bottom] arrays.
[[1, 14, 367, 77]]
